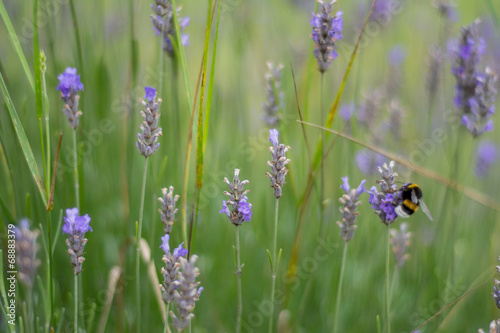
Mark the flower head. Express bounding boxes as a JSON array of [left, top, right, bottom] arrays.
[[367, 161, 400, 225], [311, 1, 343, 73], [15, 219, 41, 288], [355, 149, 386, 175], [337, 177, 365, 242], [220, 169, 252, 226], [137, 87, 163, 157], [158, 186, 180, 234], [261, 62, 285, 128], [476, 141, 499, 177], [159, 233, 188, 305], [266, 129, 291, 198], [150, 1, 190, 58], [62, 208, 92, 275], [57, 67, 84, 129]]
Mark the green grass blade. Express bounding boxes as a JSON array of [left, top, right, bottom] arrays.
[[0, 73, 47, 207], [51, 209, 63, 255], [484, 0, 499, 28], [33, 0, 42, 120], [202, 0, 221, 152], [0, 138, 16, 220], [69, 0, 84, 75], [41, 50, 51, 198], [0, 0, 35, 91]]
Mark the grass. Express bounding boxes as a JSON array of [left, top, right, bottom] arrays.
[[1, 0, 500, 331]]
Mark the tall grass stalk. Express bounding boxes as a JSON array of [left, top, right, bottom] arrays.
[[269, 197, 279, 333], [136, 157, 149, 333], [235, 225, 242, 333], [333, 242, 347, 333], [385, 224, 390, 333], [72, 130, 80, 210]]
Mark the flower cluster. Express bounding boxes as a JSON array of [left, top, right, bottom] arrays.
[[451, 20, 497, 137], [266, 129, 290, 199], [311, 0, 343, 73], [158, 186, 180, 234], [171, 255, 203, 331], [337, 177, 365, 242], [475, 141, 499, 178], [57, 67, 84, 129], [15, 219, 41, 288], [261, 62, 285, 128], [220, 169, 252, 226], [390, 222, 411, 267], [151, 0, 190, 57], [62, 208, 92, 275], [159, 234, 188, 304], [137, 87, 163, 157], [367, 161, 400, 225]]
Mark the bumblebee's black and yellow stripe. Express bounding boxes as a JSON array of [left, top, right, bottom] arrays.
[[395, 183, 422, 217]]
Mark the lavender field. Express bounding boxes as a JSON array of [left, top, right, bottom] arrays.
[[1, 0, 500, 332]]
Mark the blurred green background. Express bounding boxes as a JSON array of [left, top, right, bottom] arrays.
[[1, 0, 500, 331]]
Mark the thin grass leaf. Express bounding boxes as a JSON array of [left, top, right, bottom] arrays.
[[129, 0, 139, 86], [69, 0, 84, 77], [55, 308, 66, 333], [97, 266, 122, 333], [0, 195, 15, 225], [0, 74, 47, 207], [483, 0, 499, 29], [41, 50, 51, 198], [33, 0, 42, 120], [35, 276, 48, 327], [0, 250, 15, 333], [0, 0, 35, 91], [0, 138, 16, 220], [51, 209, 63, 255]]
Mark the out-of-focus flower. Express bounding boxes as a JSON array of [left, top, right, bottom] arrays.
[[261, 62, 285, 128], [337, 177, 365, 242], [151, 0, 190, 57], [390, 222, 411, 267], [15, 219, 41, 288], [475, 141, 499, 177], [266, 129, 290, 199]]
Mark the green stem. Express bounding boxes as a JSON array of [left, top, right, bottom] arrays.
[[73, 130, 80, 210], [74, 274, 78, 332], [163, 303, 170, 333], [385, 224, 391, 333], [333, 242, 347, 333], [235, 225, 242, 333], [38, 119, 46, 193], [269, 198, 279, 333], [69, 0, 84, 77], [320, 73, 325, 229], [47, 211, 54, 329], [136, 157, 149, 333]]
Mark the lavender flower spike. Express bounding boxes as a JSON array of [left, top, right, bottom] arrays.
[[15, 219, 41, 288], [220, 169, 252, 226], [171, 255, 203, 331], [367, 161, 400, 225], [57, 67, 84, 129], [311, 0, 343, 73], [137, 87, 163, 157], [337, 177, 365, 242], [261, 62, 285, 128], [151, 0, 190, 58], [158, 186, 180, 234], [62, 208, 92, 275], [159, 233, 188, 304], [475, 141, 499, 178], [266, 129, 291, 198]]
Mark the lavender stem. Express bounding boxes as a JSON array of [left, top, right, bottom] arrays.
[[73, 129, 80, 210], [235, 225, 242, 333], [269, 197, 279, 333], [333, 242, 347, 333], [385, 224, 391, 333], [136, 157, 149, 333], [75, 274, 78, 332]]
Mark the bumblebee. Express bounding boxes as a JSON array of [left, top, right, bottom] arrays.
[[394, 183, 433, 221]]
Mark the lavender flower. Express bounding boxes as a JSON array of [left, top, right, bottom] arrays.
[[137, 87, 163, 157], [366, 161, 400, 225], [159, 233, 188, 304], [57, 67, 84, 129], [151, 0, 190, 58], [15, 219, 41, 288], [220, 169, 252, 226], [311, 0, 343, 73], [355, 149, 386, 175], [158, 186, 180, 234], [266, 129, 291, 199], [387, 45, 406, 68], [476, 141, 499, 177], [478, 320, 500, 333], [171, 255, 203, 331], [261, 62, 285, 128], [62, 208, 92, 275], [390, 222, 411, 267], [337, 177, 365, 242]]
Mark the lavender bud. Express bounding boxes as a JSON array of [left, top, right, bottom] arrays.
[[137, 87, 163, 157], [57, 67, 84, 129], [336, 177, 365, 242], [15, 219, 41, 288], [261, 62, 285, 128], [311, 0, 343, 73], [366, 161, 400, 225], [390, 222, 411, 267], [266, 129, 290, 199], [220, 169, 252, 226], [159, 234, 187, 304], [62, 208, 92, 275], [158, 186, 180, 234]]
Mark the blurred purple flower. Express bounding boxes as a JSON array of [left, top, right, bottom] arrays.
[[151, 1, 190, 58], [387, 45, 407, 68], [144, 86, 157, 102], [475, 141, 499, 177], [173, 242, 188, 259], [57, 67, 84, 98], [269, 128, 279, 146], [355, 149, 386, 175], [337, 176, 365, 242], [311, 1, 343, 72], [266, 129, 290, 198]]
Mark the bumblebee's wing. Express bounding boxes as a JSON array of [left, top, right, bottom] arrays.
[[419, 199, 434, 222], [411, 190, 419, 204]]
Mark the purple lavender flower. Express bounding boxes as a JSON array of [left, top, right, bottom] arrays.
[[151, 0, 190, 58], [62, 208, 92, 275], [491, 257, 500, 309], [367, 161, 400, 225], [476, 141, 499, 178], [387, 45, 406, 68], [158, 186, 180, 234], [137, 87, 163, 157], [57, 67, 84, 129], [355, 149, 386, 175], [266, 129, 290, 198], [311, 1, 343, 72], [159, 233, 188, 304], [15, 219, 41, 288], [337, 177, 365, 242], [261, 62, 285, 128], [220, 169, 252, 226]]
